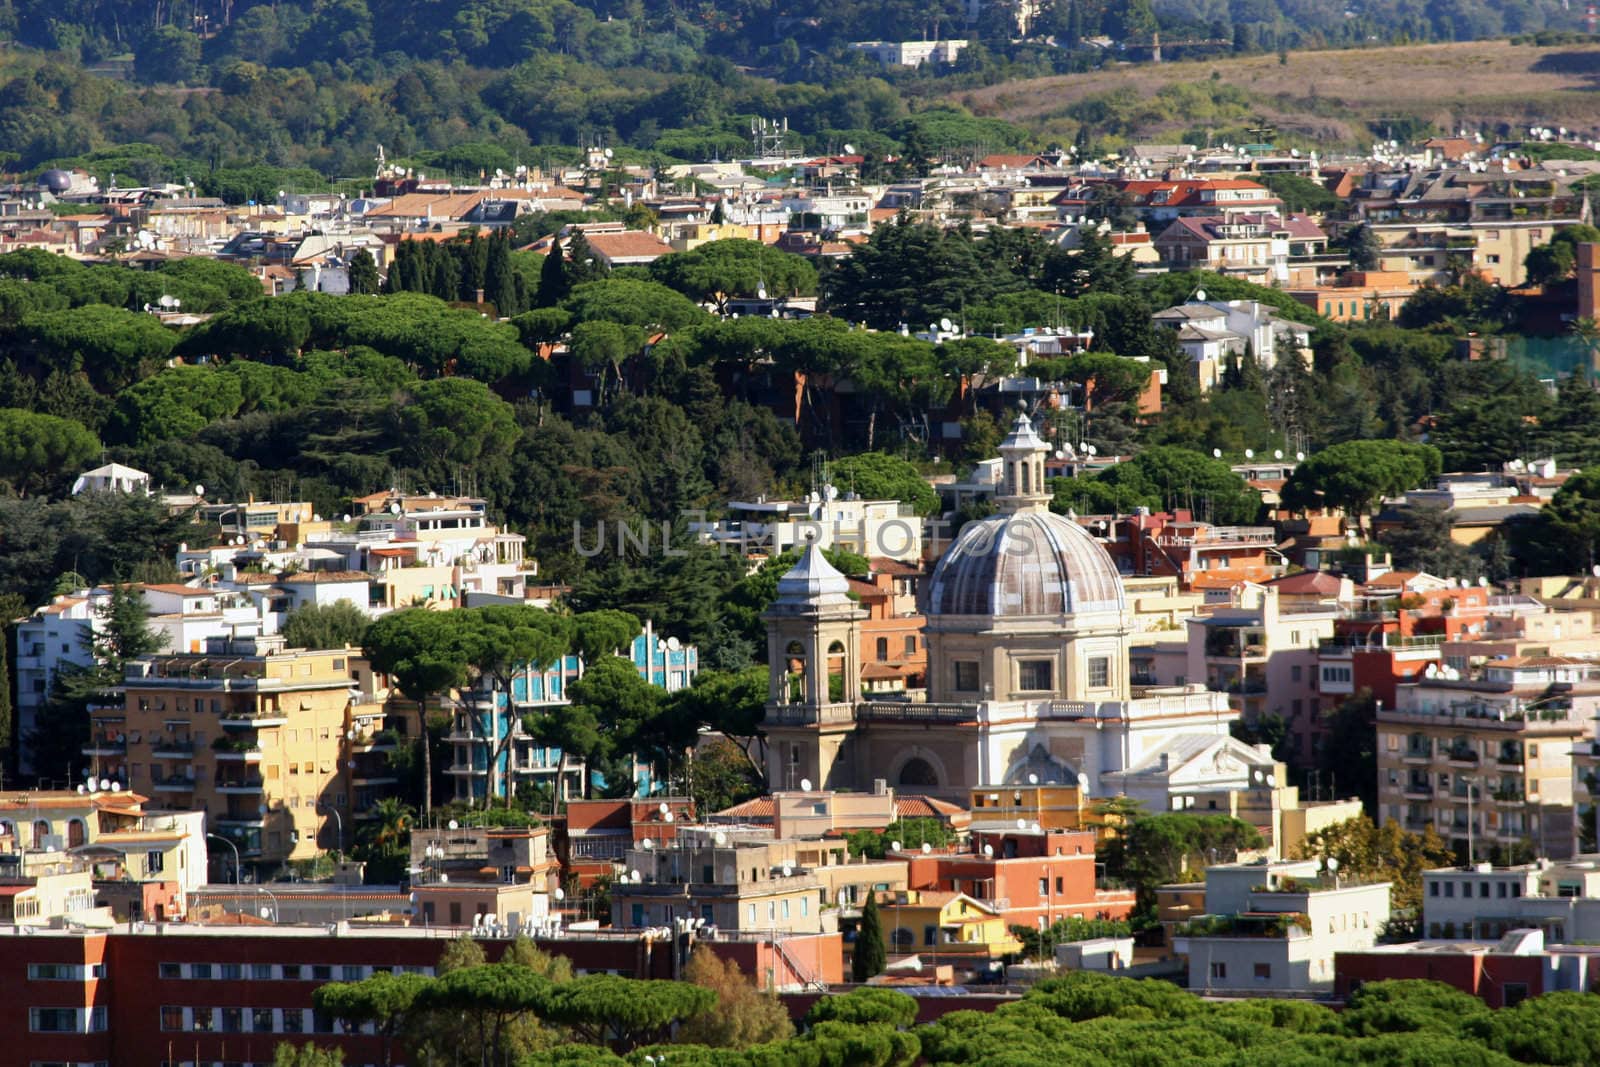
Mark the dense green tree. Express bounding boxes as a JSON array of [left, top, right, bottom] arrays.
[[1281, 440, 1442, 531], [313, 972, 430, 1067], [825, 452, 941, 517], [364, 609, 471, 814], [282, 600, 372, 651], [543, 975, 714, 1052], [0, 409, 99, 497], [648, 239, 818, 312], [347, 250, 381, 296]]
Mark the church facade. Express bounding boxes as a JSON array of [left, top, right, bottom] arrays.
[[762, 411, 1278, 811]]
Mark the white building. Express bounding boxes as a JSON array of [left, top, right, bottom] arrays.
[[71, 463, 150, 496], [693, 489, 923, 562], [762, 412, 1266, 812], [1152, 299, 1312, 392], [1423, 857, 1600, 943], [850, 40, 969, 67], [1173, 858, 1391, 994]]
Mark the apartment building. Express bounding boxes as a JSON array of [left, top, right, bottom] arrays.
[[0, 923, 843, 1067], [1187, 585, 1338, 763], [1377, 658, 1600, 861], [445, 619, 698, 804], [86, 634, 393, 874], [14, 584, 266, 775], [1172, 858, 1391, 994], [609, 827, 833, 936]]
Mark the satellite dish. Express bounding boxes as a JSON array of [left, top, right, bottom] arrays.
[[194, 484, 205, 497], [341, 514, 351, 524], [983, 844, 994, 857], [1015, 818, 1026, 829], [659, 801, 670, 815], [554, 887, 565, 901], [713, 831, 728, 846], [1479, 577, 1490, 588], [781, 864, 793, 877], [642, 838, 654, 850], [110, 783, 121, 793], [390, 502, 402, 515], [629, 869, 641, 883], [1195, 289, 1207, 302], [664, 812, 674, 823], [1245, 449, 1255, 459], [604, 147, 614, 159], [1327, 857, 1340, 872], [1077, 772, 1090, 791], [1265, 774, 1276, 787], [800, 777, 812, 792], [99, 779, 111, 791], [890, 840, 902, 852], [1296, 451, 1305, 461], [843, 143, 856, 154], [448, 819, 459, 830], [756, 286, 768, 300], [1212, 448, 1223, 459], [1028, 773, 1039, 785], [921, 843, 933, 855], [1274, 450, 1283, 460], [940, 317, 954, 332]]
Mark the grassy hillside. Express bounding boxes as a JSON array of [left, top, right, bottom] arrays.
[[948, 40, 1600, 150]]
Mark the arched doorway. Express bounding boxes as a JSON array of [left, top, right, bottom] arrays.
[[66, 818, 86, 848]]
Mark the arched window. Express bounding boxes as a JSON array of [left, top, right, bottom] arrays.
[[33, 820, 51, 849], [899, 758, 938, 788], [875, 637, 889, 661], [66, 818, 86, 849]]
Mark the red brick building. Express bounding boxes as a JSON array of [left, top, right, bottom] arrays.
[[1, 923, 839, 1067], [899, 827, 1134, 930]]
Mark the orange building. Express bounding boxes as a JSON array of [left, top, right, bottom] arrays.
[[1288, 270, 1415, 322], [851, 558, 927, 696]]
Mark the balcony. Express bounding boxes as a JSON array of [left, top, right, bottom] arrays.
[[764, 702, 857, 727], [1402, 782, 1433, 799], [856, 702, 978, 724], [83, 737, 126, 757], [1404, 816, 1432, 832], [150, 739, 195, 758], [150, 774, 195, 793], [220, 712, 288, 729], [214, 777, 266, 794], [1446, 748, 1479, 767], [1497, 751, 1524, 768], [1402, 747, 1433, 764], [1493, 789, 1526, 805]]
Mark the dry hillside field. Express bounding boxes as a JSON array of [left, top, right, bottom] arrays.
[[951, 40, 1600, 146]]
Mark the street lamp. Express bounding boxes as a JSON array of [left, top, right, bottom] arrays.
[[320, 803, 344, 859], [257, 886, 281, 923], [206, 833, 241, 885]]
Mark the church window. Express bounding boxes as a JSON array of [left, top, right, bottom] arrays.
[[953, 662, 980, 692], [1018, 660, 1054, 691], [1087, 657, 1110, 688]]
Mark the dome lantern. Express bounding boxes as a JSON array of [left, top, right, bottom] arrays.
[[995, 405, 1051, 515]]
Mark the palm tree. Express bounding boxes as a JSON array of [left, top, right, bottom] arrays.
[[370, 797, 415, 857]]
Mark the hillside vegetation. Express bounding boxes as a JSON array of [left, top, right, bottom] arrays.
[[951, 39, 1600, 150]]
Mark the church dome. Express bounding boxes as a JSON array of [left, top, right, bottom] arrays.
[[925, 509, 1127, 618]]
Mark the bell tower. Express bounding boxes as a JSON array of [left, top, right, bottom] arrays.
[[761, 544, 866, 791]]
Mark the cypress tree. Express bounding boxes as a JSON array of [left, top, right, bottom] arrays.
[[853, 892, 887, 982], [540, 235, 570, 307], [485, 230, 518, 315]]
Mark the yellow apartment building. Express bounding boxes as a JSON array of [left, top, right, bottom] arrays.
[[1378, 659, 1600, 861], [874, 890, 1023, 960], [87, 633, 394, 874]]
